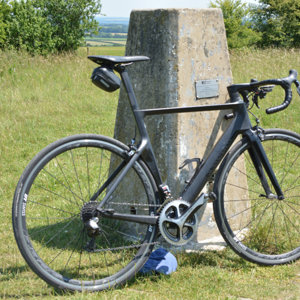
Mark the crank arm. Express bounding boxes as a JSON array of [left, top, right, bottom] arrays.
[[98, 209, 158, 225], [174, 193, 208, 228]]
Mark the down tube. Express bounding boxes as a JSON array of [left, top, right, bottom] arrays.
[[180, 112, 250, 203]]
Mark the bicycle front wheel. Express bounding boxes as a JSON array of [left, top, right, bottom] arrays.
[[214, 129, 300, 265], [13, 134, 159, 291]]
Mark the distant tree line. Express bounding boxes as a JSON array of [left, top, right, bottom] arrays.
[[210, 0, 300, 48], [88, 33, 127, 39], [98, 24, 128, 34], [89, 24, 128, 39], [0, 0, 101, 55]]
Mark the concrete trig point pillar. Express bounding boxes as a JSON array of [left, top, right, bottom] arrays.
[[114, 9, 245, 249]]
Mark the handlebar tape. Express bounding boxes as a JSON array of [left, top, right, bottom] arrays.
[[266, 69, 298, 114]]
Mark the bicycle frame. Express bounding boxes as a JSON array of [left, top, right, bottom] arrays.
[[96, 65, 284, 223]]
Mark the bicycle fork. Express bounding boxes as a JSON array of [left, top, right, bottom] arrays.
[[244, 129, 284, 200]]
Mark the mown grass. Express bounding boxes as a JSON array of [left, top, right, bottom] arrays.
[[0, 47, 299, 299], [85, 37, 127, 47]]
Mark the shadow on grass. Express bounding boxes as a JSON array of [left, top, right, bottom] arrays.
[[1, 248, 257, 297], [0, 266, 29, 282], [177, 248, 254, 270], [117, 249, 254, 290], [0, 265, 70, 298], [0, 290, 69, 299]]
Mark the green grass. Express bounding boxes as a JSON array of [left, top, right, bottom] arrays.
[[230, 48, 300, 133], [0, 47, 299, 299]]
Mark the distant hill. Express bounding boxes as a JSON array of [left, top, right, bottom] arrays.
[[95, 17, 129, 26], [84, 16, 128, 47]]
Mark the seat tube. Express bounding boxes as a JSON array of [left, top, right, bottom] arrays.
[[245, 130, 284, 199], [118, 67, 148, 139], [117, 66, 163, 185]]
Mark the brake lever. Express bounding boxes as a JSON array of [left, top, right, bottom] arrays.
[[260, 85, 275, 93], [252, 92, 260, 108], [253, 85, 275, 109], [250, 79, 260, 108]]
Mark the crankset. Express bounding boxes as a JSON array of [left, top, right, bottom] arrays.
[[158, 194, 208, 246]]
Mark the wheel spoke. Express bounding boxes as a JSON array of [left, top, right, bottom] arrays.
[[280, 152, 299, 187], [55, 157, 82, 209], [63, 229, 85, 274], [70, 149, 84, 202], [225, 197, 266, 202], [226, 197, 266, 220], [282, 201, 300, 215], [271, 202, 279, 253], [27, 198, 78, 216], [277, 203, 300, 234], [36, 216, 79, 252], [231, 201, 274, 240], [247, 202, 274, 246], [226, 181, 264, 196], [218, 131, 300, 261], [86, 147, 91, 200], [254, 201, 278, 253], [41, 168, 84, 203], [232, 163, 261, 187], [278, 203, 294, 250], [284, 181, 300, 194], [101, 223, 142, 242], [28, 215, 79, 236], [14, 137, 158, 291], [46, 227, 84, 267], [283, 199, 300, 206]]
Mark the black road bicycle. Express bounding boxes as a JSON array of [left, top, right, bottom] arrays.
[[12, 55, 300, 292]]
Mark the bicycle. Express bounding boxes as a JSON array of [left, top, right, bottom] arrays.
[[12, 55, 300, 292]]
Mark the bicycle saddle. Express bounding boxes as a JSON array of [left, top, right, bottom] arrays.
[[88, 55, 150, 65]]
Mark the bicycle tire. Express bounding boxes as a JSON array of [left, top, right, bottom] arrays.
[[213, 129, 300, 265], [12, 134, 159, 291]]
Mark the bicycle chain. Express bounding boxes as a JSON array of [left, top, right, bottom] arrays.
[[93, 200, 164, 252], [92, 241, 160, 253], [96, 185, 175, 251], [107, 184, 175, 211], [108, 201, 162, 208]]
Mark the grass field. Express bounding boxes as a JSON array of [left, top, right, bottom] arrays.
[[0, 47, 299, 299], [85, 38, 127, 47]]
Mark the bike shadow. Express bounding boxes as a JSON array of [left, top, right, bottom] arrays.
[[0, 265, 28, 282], [176, 248, 254, 270]]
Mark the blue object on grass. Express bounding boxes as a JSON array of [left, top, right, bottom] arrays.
[[139, 248, 177, 275]]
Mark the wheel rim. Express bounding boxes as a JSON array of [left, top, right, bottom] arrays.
[[220, 134, 299, 259], [17, 138, 157, 289]]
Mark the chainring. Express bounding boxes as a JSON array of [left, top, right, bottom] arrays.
[[158, 199, 199, 246]]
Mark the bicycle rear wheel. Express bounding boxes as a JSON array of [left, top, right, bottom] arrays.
[[214, 129, 300, 265], [13, 134, 159, 291]]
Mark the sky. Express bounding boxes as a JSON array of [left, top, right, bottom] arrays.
[[99, 0, 258, 18]]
